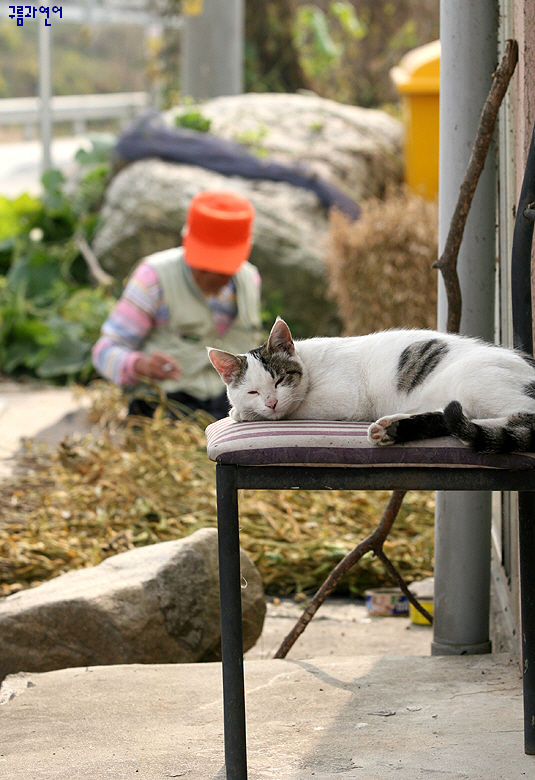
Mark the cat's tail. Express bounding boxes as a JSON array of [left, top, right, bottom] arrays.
[[444, 400, 535, 454]]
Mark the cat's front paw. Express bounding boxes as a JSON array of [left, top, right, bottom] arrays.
[[367, 414, 410, 446], [229, 407, 243, 422]]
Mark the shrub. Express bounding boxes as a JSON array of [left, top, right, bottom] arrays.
[[0, 140, 118, 382]]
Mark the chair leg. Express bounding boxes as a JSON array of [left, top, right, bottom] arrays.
[[518, 492, 535, 754], [216, 464, 248, 779]]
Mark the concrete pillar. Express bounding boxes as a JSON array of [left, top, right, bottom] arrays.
[[432, 0, 498, 655], [181, 0, 244, 100]]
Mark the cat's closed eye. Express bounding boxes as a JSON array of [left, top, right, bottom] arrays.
[[274, 378, 283, 387], [248, 390, 259, 395]]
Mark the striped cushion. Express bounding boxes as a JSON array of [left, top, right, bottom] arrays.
[[206, 417, 535, 469]]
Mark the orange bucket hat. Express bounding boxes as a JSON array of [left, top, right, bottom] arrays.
[[182, 190, 255, 275]]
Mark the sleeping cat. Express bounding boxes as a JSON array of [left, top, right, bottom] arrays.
[[207, 318, 535, 454]]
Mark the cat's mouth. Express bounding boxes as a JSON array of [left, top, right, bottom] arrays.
[[263, 410, 284, 421], [263, 411, 282, 420], [240, 408, 284, 422], [237, 409, 274, 422]]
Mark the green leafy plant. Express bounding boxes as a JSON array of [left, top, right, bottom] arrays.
[[0, 232, 115, 380], [234, 123, 269, 158], [174, 109, 212, 133], [0, 193, 42, 275], [290, 0, 439, 108], [0, 140, 117, 382], [294, 2, 365, 81]]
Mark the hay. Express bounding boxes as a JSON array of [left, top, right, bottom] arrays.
[[0, 383, 434, 598], [326, 187, 439, 335]]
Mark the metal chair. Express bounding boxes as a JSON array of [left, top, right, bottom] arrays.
[[206, 124, 535, 778]]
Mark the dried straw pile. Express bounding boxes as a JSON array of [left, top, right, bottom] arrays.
[[0, 383, 434, 598], [326, 187, 439, 335]]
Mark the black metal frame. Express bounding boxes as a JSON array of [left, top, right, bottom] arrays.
[[215, 121, 535, 778], [217, 465, 535, 779]]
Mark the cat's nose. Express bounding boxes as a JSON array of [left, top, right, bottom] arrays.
[[266, 399, 278, 410]]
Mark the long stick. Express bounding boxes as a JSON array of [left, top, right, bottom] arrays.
[[434, 39, 518, 333], [273, 490, 426, 658]]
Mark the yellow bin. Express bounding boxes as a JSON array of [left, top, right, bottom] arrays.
[[408, 577, 434, 625], [409, 599, 434, 626], [391, 39, 440, 201]]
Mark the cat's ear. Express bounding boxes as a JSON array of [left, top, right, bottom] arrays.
[[207, 348, 245, 384], [267, 318, 295, 356]]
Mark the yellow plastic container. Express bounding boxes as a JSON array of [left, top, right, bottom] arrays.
[[409, 599, 434, 626], [390, 39, 440, 200], [408, 577, 434, 625]]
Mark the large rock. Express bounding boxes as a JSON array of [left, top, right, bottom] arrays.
[[93, 93, 402, 337], [175, 92, 403, 199], [0, 528, 265, 680]]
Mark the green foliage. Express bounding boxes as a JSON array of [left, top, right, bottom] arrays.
[[0, 140, 117, 382], [0, 193, 42, 276], [174, 110, 212, 133], [234, 123, 269, 158], [290, 0, 439, 107], [331, 0, 367, 38], [244, 0, 308, 94], [0, 193, 41, 242], [243, 0, 439, 107], [295, 2, 365, 80]]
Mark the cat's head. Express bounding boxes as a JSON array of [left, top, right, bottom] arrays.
[[208, 318, 307, 421]]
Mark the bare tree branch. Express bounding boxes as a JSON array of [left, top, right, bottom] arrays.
[[433, 39, 518, 333], [274, 490, 411, 658]]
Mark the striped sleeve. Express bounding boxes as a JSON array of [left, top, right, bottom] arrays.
[[91, 262, 169, 385]]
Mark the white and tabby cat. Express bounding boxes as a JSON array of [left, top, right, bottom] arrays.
[[207, 318, 535, 454]]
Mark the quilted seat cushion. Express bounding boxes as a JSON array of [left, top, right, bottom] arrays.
[[205, 417, 535, 469]]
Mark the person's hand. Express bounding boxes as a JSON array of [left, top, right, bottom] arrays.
[[134, 351, 181, 381]]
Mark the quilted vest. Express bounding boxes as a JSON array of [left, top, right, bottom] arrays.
[[138, 247, 262, 400]]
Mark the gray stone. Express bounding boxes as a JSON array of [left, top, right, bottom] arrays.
[[0, 528, 265, 679], [92, 93, 402, 337], [175, 92, 403, 199]]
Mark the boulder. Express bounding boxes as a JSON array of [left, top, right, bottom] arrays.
[[0, 528, 265, 680], [92, 93, 402, 337], [174, 92, 403, 199]]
